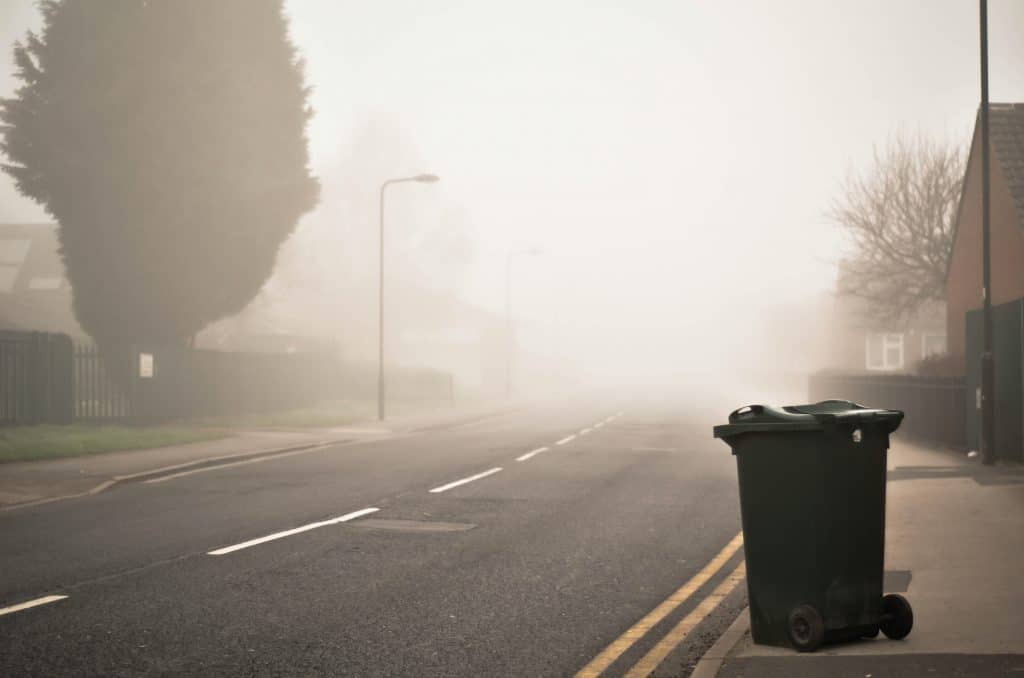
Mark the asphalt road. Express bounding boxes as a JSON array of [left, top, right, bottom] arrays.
[[0, 401, 746, 677]]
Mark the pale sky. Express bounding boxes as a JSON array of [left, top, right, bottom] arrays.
[[1, 1, 1023, 392]]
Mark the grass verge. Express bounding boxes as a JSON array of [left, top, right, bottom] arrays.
[[0, 398, 461, 464], [0, 425, 227, 464]]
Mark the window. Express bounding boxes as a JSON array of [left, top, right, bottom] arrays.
[[921, 332, 946, 358], [866, 333, 904, 371], [139, 353, 154, 378]]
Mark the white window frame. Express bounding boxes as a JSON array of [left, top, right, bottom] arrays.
[[866, 332, 904, 371], [920, 332, 946, 359]]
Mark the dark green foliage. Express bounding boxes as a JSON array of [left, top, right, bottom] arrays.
[[0, 0, 319, 353]]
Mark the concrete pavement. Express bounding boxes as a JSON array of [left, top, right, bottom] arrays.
[[708, 439, 1024, 677]]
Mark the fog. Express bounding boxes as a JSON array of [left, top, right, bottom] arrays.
[[2, 0, 1023, 408]]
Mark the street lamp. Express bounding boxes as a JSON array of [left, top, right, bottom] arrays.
[[378, 173, 440, 421], [505, 247, 542, 399], [979, 0, 995, 465]]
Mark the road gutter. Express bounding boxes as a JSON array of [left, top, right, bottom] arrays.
[[689, 606, 750, 678]]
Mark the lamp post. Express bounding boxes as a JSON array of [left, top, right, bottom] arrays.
[[378, 173, 439, 421], [505, 247, 541, 399], [979, 0, 995, 465]]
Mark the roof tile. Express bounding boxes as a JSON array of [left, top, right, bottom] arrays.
[[990, 103, 1024, 228]]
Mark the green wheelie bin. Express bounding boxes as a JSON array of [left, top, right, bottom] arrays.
[[713, 400, 913, 652]]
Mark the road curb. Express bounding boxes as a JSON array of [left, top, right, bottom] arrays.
[[0, 438, 350, 512], [690, 606, 750, 678]]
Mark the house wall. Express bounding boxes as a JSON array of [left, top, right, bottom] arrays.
[[0, 223, 84, 338], [946, 125, 1024, 374], [828, 293, 946, 374]]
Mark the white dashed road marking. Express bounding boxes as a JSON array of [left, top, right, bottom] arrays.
[[0, 595, 68, 618], [429, 467, 504, 494], [516, 447, 549, 462], [208, 507, 380, 556], [555, 434, 577, 446]]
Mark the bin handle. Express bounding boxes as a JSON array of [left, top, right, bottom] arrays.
[[729, 404, 763, 422]]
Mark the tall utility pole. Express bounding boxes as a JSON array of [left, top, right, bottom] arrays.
[[378, 173, 440, 421], [979, 0, 995, 465]]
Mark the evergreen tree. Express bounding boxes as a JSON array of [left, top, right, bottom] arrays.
[[1, 0, 319, 357]]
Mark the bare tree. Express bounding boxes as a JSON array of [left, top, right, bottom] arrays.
[[830, 134, 965, 325]]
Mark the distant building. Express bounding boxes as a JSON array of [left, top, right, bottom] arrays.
[[0, 223, 84, 337], [827, 255, 946, 375], [946, 103, 1024, 374], [827, 288, 946, 375], [199, 271, 507, 399]]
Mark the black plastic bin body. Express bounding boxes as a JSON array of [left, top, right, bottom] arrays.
[[714, 400, 904, 649]]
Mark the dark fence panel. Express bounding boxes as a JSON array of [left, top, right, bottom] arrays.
[[86, 347, 455, 422], [809, 372, 966, 451], [70, 345, 331, 422], [5, 336, 456, 425], [73, 344, 131, 421], [127, 347, 331, 421], [0, 330, 73, 425]]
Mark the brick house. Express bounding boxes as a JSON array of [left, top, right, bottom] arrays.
[[946, 103, 1024, 374], [829, 262, 946, 374], [0, 223, 84, 337]]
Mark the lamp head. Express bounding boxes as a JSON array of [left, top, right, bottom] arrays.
[[414, 173, 440, 183]]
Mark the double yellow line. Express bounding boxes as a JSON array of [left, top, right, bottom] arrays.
[[575, 532, 745, 678]]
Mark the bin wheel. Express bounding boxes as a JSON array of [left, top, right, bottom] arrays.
[[862, 626, 880, 639], [787, 604, 825, 652], [880, 594, 913, 640]]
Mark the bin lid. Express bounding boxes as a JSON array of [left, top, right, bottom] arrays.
[[712, 399, 903, 441]]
